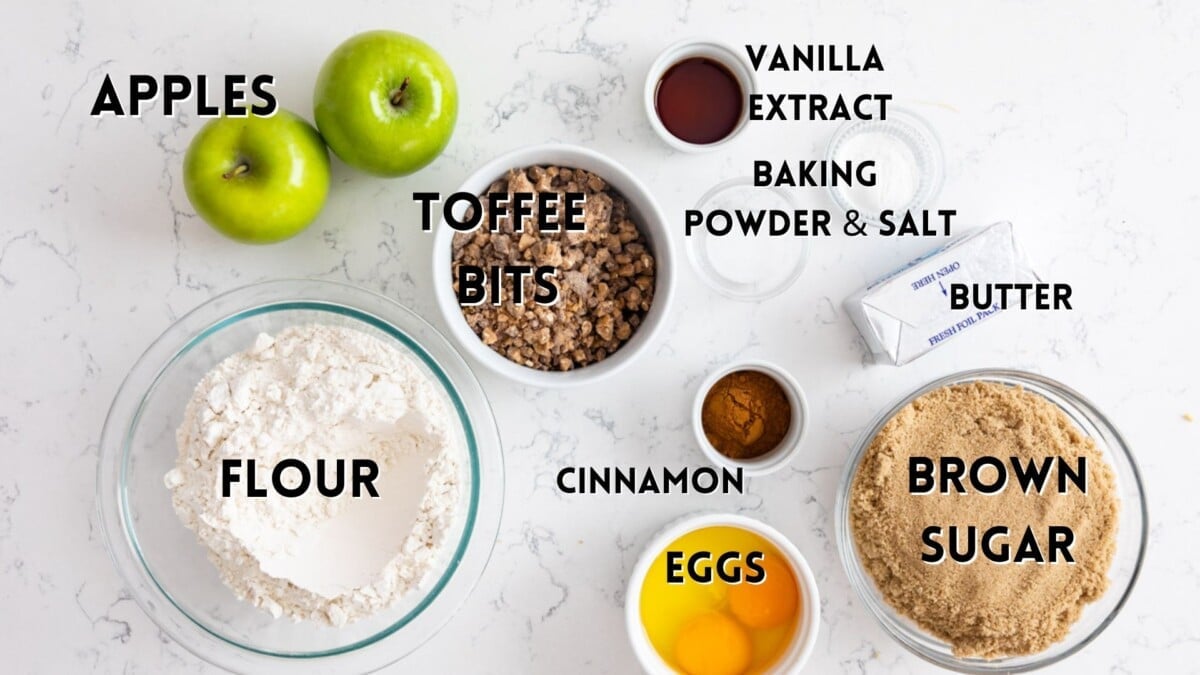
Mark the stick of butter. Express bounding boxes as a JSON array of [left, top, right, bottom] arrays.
[[843, 222, 1038, 365]]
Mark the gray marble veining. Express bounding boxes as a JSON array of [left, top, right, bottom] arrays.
[[2, 0, 1198, 673]]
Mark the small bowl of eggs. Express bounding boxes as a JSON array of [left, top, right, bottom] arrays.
[[625, 513, 819, 674]]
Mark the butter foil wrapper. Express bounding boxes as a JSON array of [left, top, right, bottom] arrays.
[[843, 222, 1038, 365]]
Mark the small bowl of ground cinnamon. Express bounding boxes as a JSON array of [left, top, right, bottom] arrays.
[[692, 360, 807, 476]]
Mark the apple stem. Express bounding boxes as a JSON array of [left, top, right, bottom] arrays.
[[389, 77, 412, 107], [222, 163, 249, 180]]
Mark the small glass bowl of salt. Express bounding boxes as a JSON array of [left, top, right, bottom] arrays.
[[824, 107, 945, 227], [686, 177, 811, 301]]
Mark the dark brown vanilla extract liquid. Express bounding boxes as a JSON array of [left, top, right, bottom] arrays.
[[654, 58, 744, 145]]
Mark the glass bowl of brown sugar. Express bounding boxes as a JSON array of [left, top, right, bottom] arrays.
[[835, 369, 1147, 672]]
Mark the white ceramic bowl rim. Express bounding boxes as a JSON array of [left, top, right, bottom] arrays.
[[624, 512, 821, 674], [431, 143, 676, 388], [691, 359, 809, 477], [643, 37, 759, 152]]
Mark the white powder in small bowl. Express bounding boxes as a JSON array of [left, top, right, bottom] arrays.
[[834, 130, 920, 216], [700, 183, 806, 287], [163, 324, 463, 627]]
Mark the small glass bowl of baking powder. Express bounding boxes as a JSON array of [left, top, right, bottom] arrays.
[[96, 279, 505, 673], [824, 107, 945, 227], [686, 177, 811, 301], [834, 369, 1147, 672]]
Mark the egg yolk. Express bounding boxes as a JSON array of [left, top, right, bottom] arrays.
[[640, 527, 802, 674], [728, 555, 799, 630], [674, 611, 753, 675]]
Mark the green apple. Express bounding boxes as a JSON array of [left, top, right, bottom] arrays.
[[313, 30, 458, 177], [183, 110, 330, 244]]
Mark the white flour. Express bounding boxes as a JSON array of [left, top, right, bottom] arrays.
[[164, 324, 462, 626]]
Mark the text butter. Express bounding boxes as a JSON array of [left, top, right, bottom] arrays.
[[842, 221, 1038, 365]]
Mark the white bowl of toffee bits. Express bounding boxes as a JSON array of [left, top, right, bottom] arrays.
[[431, 143, 676, 388], [645, 39, 757, 152], [692, 360, 808, 477]]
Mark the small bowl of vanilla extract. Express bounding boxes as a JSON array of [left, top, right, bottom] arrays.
[[645, 39, 757, 152]]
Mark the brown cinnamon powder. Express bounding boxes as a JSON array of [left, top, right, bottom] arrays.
[[701, 370, 791, 460], [849, 381, 1119, 658]]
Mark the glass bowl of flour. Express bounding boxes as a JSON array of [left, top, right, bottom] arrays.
[[97, 279, 504, 673]]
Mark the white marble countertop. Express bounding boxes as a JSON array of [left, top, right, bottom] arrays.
[[3, 0, 1198, 672]]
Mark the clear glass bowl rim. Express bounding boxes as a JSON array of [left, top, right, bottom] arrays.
[[833, 368, 1148, 673], [685, 176, 811, 301], [95, 278, 504, 672], [823, 105, 946, 227]]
